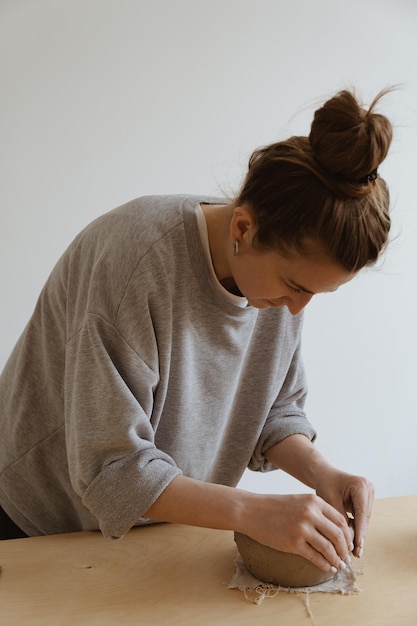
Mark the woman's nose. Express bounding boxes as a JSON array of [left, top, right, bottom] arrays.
[[286, 293, 313, 315]]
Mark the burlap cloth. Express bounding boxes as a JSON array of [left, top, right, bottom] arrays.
[[228, 552, 362, 620]]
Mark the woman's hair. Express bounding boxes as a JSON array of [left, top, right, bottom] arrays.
[[234, 89, 393, 272]]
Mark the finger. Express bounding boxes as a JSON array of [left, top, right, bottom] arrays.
[[299, 527, 349, 574], [321, 502, 353, 559], [350, 483, 375, 558], [352, 508, 371, 558], [301, 542, 341, 574], [295, 507, 351, 572], [317, 520, 351, 566]]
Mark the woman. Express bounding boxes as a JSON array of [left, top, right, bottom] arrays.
[[0, 89, 392, 576]]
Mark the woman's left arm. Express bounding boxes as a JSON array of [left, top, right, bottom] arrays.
[[265, 434, 374, 558]]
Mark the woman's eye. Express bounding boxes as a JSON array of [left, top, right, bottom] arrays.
[[286, 283, 302, 294]]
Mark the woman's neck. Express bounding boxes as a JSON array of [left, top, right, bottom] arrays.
[[200, 203, 234, 284]]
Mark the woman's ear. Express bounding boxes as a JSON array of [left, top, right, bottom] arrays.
[[230, 205, 257, 243]]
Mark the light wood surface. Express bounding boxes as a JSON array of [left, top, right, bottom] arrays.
[[0, 495, 416, 625]]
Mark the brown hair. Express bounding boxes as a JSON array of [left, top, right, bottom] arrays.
[[234, 89, 393, 272]]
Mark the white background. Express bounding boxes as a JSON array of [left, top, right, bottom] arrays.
[[1, 0, 416, 499]]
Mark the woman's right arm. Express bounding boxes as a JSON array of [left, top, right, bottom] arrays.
[[144, 474, 351, 574]]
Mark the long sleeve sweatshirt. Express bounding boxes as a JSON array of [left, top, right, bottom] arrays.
[[0, 195, 316, 537]]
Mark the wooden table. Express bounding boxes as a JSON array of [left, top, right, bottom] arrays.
[[1, 495, 416, 625]]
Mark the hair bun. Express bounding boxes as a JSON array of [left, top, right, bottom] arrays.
[[309, 90, 393, 183]]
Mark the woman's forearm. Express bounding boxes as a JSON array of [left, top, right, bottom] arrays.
[[265, 433, 334, 489], [144, 474, 253, 532]]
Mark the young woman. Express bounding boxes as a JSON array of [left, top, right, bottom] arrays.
[[0, 89, 392, 576]]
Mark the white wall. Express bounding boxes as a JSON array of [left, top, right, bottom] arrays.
[[1, 0, 416, 499]]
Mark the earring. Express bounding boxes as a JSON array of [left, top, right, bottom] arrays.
[[233, 240, 239, 256]]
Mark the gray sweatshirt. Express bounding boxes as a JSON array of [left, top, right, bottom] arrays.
[[0, 195, 316, 538]]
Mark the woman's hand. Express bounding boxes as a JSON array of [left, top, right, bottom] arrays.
[[265, 434, 375, 560], [314, 468, 375, 558], [239, 492, 352, 574], [145, 474, 352, 574], [144, 433, 373, 574]]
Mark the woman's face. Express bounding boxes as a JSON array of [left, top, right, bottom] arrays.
[[230, 244, 354, 314], [228, 206, 355, 314]]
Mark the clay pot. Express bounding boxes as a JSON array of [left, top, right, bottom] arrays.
[[234, 531, 335, 588]]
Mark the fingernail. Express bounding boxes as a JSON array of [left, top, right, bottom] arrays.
[[357, 537, 364, 558], [349, 542, 354, 552], [346, 554, 352, 564], [330, 566, 337, 574], [339, 559, 347, 570]]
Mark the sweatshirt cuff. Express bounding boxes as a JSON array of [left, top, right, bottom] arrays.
[[82, 451, 182, 539]]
